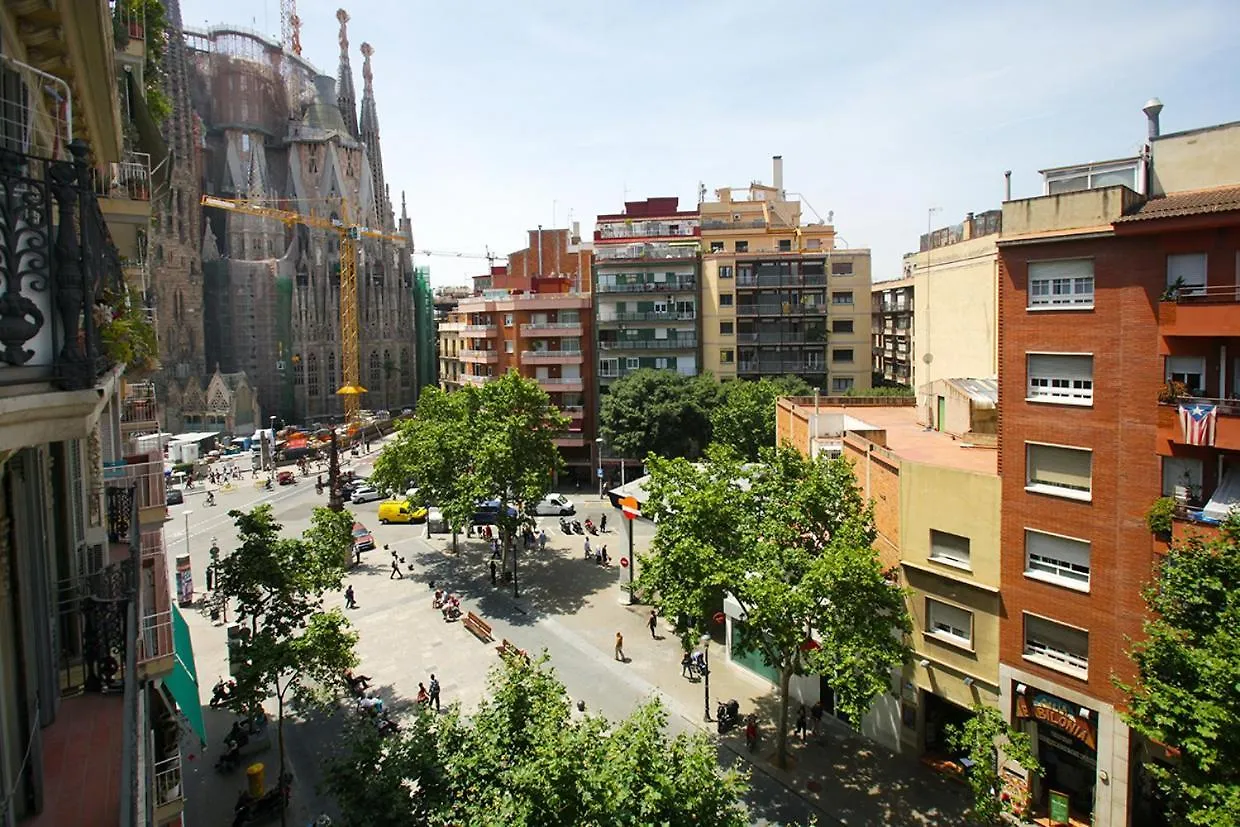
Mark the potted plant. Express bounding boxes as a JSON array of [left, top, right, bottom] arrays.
[[97, 287, 160, 377], [1157, 380, 1188, 404], [1145, 496, 1176, 539]]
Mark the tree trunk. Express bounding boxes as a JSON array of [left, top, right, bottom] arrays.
[[276, 687, 287, 827], [775, 665, 793, 769], [451, 528, 458, 554]]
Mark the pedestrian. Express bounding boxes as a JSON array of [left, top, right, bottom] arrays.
[[489, 559, 497, 585], [584, 536, 591, 558], [538, 529, 547, 552], [428, 674, 441, 711], [795, 705, 808, 741], [648, 609, 658, 639], [614, 631, 625, 661], [600, 514, 607, 532], [810, 700, 824, 735], [390, 557, 403, 579], [345, 585, 357, 609]]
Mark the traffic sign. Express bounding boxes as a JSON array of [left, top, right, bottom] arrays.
[[620, 557, 629, 568], [596, 467, 604, 478], [620, 495, 640, 520]]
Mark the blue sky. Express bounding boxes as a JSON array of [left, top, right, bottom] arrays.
[[182, 0, 1240, 287]]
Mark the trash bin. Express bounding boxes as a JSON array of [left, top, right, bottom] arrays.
[[247, 762, 264, 798]]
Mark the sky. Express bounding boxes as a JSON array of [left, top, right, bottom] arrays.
[[181, 0, 1240, 288]]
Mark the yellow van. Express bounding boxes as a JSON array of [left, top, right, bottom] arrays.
[[378, 500, 428, 524]]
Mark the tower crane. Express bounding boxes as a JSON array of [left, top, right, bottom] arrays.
[[280, 0, 302, 56], [200, 195, 407, 423]]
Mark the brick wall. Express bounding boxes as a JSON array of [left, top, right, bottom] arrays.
[[843, 434, 902, 570]]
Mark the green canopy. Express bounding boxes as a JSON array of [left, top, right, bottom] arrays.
[[163, 605, 206, 746]]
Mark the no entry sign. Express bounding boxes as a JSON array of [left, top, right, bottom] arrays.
[[620, 557, 629, 568]]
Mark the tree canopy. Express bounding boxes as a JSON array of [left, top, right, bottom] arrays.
[[1120, 514, 1240, 827], [598, 369, 719, 460], [946, 705, 1040, 824], [322, 654, 750, 827], [638, 444, 911, 767], [709, 375, 814, 461]]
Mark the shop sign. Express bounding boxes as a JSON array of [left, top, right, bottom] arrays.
[[1016, 691, 1096, 752]]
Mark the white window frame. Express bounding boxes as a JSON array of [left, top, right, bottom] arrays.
[[599, 358, 619, 378], [1025, 441, 1092, 502], [1161, 456, 1203, 500], [831, 291, 854, 305], [830, 376, 854, 393], [1026, 353, 1094, 406], [929, 529, 971, 571], [1024, 528, 1091, 592], [1023, 613, 1089, 679], [1166, 356, 1205, 394], [625, 357, 640, 370], [1028, 260, 1095, 310], [1166, 253, 1207, 295], [925, 598, 973, 650]]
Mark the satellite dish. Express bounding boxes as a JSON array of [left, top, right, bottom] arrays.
[[922, 353, 934, 365]]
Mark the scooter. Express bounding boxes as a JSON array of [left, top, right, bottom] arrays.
[[210, 677, 239, 708], [716, 699, 741, 734], [572, 520, 584, 535], [232, 773, 292, 827], [559, 518, 573, 535], [206, 491, 217, 507], [584, 519, 598, 536]]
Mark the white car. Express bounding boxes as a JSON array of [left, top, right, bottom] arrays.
[[533, 493, 575, 516], [350, 485, 383, 504]]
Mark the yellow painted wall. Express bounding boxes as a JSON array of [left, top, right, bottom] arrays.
[[826, 250, 874, 391], [700, 257, 737, 379], [1151, 122, 1240, 196]]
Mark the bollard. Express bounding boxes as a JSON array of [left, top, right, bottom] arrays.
[[247, 762, 265, 798]]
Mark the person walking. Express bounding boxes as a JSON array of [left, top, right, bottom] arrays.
[[647, 609, 658, 639], [795, 705, 808, 741], [489, 559, 497, 585], [810, 700, 824, 735], [584, 536, 591, 559], [389, 557, 403, 579], [614, 631, 625, 661], [344, 585, 357, 609], [538, 529, 547, 552], [428, 674, 441, 711]]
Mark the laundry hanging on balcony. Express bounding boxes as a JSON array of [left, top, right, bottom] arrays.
[[1178, 402, 1217, 447], [1203, 470, 1240, 523]]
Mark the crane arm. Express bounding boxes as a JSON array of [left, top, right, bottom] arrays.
[[200, 196, 407, 245]]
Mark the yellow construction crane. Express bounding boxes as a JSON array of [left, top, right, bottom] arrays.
[[200, 194, 407, 423]]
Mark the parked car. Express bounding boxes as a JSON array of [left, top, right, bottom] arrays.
[[472, 499, 520, 525], [378, 500, 428, 524], [277, 470, 297, 486], [350, 485, 383, 504], [166, 487, 184, 506], [532, 493, 575, 516], [351, 522, 376, 552]]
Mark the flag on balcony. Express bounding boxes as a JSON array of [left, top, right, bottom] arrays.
[[1178, 402, 1218, 447]]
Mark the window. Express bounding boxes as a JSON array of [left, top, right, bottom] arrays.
[[1023, 614, 1089, 678], [503, 313, 514, 327], [600, 358, 619, 377], [626, 357, 640, 370], [369, 352, 381, 387], [831, 377, 854, 393], [720, 321, 734, 336], [831, 291, 854, 305], [1161, 456, 1203, 499], [929, 529, 971, 570], [778, 239, 792, 252], [1166, 253, 1207, 295], [737, 265, 752, 281], [1166, 356, 1205, 394], [1025, 442, 1092, 500], [831, 261, 854, 276], [1028, 260, 1094, 309], [831, 319, 854, 334], [294, 357, 304, 386], [308, 354, 319, 396], [504, 340, 514, 353], [1027, 354, 1094, 405], [720, 349, 734, 364], [1025, 529, 1091, 590], [710, 241, 724, 253], [926, 599, 973, 648], [735, 241, 748, 253], [655, 358, 668, 369], [720, 293, 734, 307], [832, 348, 854, 363], [718, 265, 733, 279]]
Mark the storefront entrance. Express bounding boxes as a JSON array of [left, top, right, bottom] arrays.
[[1016, 688, 1097, 823], [923, 692, 972, 756]]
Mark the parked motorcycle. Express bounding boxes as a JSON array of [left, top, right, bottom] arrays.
[[210, 678, 239, 709], [232, 772, 292, 826], [572, 520, 584, 535], [716, 699, 741, 734], [559, 517, 573, 535], [584, 519, 598, 536]]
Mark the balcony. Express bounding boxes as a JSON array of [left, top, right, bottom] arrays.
[[597, 279, 697, 294], [736, 332, 824, 346], [595, 243, 699, 263], [554, 435, 589, 448], [595, 223, 700, 242], [461, 324, 498, 336], [0, 143, 124, 392], [520, 322, 584, 337], [27, 693, 128, 827], [1159, 287, 1240, 338], [94, 151, 152, 204], [599, 338, 697, 351], [560, 405, 585, 418], [1157, 397, 1240, 453], [701, 218, 768, 230], [152, 753, 185, 823], [121, 381, 159, 432], [737, 302, 828, 317], [737, 274, 828, 288], [537, 377, 584, 392], [459, 349, 499, 363], [105, 453, 167, 528], [739, 360, 826, 375], [438, 320, 466, 332], [521, 350, 583, 364], [138, 610, 175, 679], [599, 311, 696, 323]]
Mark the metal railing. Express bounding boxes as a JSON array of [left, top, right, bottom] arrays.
[[93, 151, 152, 202], [701, 218, 767, 230], [461, 324, 497, 335], [152, 754, 183, 808], [560, 405, 585, 416], [140, 528, 164, 563], [736, 332, 824, 345], [1160, 396, 1240, 416], [599, 338, 697, 351], [600, 311, 696, 323], [1168, 284, 1240, 303], [737, 274, 828, 288], [460, 374, 496, 385], [597, 279, 697, 294], [595, 223, 700, 241], [736, 303, 827, 316], [521, 321, 582, 331], [138, 610, 173, 666], [105, 455, 167, 513], [522, 350, 583, 360], [459, 349, 498, 361], [738, 361, 825, 374], [121, 382, 159, 426], [538, 377, 584, 386], [595, 244, 699, 262]]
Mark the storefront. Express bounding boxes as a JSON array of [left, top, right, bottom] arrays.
[[1015, 687, 1098, 824]]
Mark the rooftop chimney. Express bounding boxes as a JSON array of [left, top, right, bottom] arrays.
[[1004, 170, 1012, 202], [1143, 98, 1164, 140], [772, 155, 784, 197]]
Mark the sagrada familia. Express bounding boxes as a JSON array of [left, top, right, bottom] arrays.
[[151, 2, 419, 432]]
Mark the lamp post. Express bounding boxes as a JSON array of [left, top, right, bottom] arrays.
[[183, 510, 193, 558], [595, 437, 604, 499], [268, 415, 277, 471], [700, 633, 712, 722]]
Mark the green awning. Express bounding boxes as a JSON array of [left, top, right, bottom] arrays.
[[125, 70, 170, 197], [163, 605, 206, 746]]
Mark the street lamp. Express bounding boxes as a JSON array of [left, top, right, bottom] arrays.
[[268, 415, 278, 471], [183, 510, 193, 558], [595, 437, 605, 500], [700, 633, 712, 722]]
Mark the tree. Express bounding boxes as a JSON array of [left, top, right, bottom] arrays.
[[1119, 514, 1240, 827], [710, 375, 814, 461], [322, 655, 750, 827], [638, 444, 911, 769], [598, 369, 719, 460], [214, 505, 360, 823], [946, 705, 1040, 825], [371, 387, 480, 552]]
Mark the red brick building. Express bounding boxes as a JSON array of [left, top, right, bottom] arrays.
[[996, 114, 1240, 827]]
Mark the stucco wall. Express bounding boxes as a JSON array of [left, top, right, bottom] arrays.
[[1150, 123, 1240, 196]]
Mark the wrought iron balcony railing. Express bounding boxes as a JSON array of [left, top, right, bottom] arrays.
[[0, 141, 124, 390]]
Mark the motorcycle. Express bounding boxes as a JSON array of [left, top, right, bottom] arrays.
[[232, 772, 292, 827], [210, 678, 239, 708], [206, 491, 217, 507], [559, 518, 573, 535], [716, 699, 741, 734], [584, 519, 598, 536], [572, 520, 584, 535]]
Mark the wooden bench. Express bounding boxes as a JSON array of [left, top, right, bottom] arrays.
[[495, 638, 530, 662], [463, 611, 493, 643]]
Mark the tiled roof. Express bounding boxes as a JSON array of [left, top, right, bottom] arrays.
[[1118, 185, 1240, 222]]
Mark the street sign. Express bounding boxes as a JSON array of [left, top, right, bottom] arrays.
[[620, 557, 628, 568], [596, 467, 604, 478], [619, 495, 640, 520]]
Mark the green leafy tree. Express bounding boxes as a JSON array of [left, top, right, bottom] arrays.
[[599, 369, 719, 460], [1119, 514, 1240, 827], [214, 505, 359, 821], [710, 375, 814, 461], [372, 387, 480, 552], [639, 444, 911, 769], [946, 705, 1041, 825], [322, 655, 750, 827]]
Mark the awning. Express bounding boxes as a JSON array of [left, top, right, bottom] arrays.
[[162, 605, 206, 746], [1203, 469, 1240, 522], [125, 71, 169, 197]]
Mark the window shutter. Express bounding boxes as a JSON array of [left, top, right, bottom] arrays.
[[1025, 531, 1090, 569], [1028, 444, 1091, 490], [1028, 259, 1093, 280], [1028, 354, 1092, 382]]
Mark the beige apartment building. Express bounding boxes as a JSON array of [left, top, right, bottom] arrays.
[[701, 157, 872, 393], [872, 278, 914, 385], [901, 211, 1001, 407]]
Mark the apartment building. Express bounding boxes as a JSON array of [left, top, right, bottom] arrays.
[[0, 2, 200, 825], [593, 198, 701, 387], [996, 104, 1240, 827], [871, 278, 914, 385], [777, 397, 1001, 764], [701, 157, 872, 393], [901, 210, 1002, 407], [434, 287, 472, 392]]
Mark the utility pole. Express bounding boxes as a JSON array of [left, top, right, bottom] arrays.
[[327, 425, 344, 512]]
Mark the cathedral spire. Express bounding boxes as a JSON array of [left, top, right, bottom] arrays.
[[358, 41, 388, 225], [335, 8, 360, 139]]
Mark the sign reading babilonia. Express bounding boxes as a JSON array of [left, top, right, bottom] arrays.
[[1016, 691, 1097, 752]]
